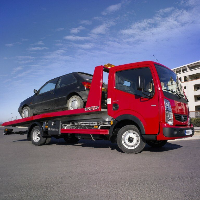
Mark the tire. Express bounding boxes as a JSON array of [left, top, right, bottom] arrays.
[[21, 106, 33, 118], [31, 126, 46, 146], [117, 125, 146, 154], [67, 95, 84, 110], [146, 140, 167, 148]]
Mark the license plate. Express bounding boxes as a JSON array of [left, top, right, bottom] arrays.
[[185, 130, 192, 136]]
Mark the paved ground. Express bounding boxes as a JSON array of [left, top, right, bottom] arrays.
[[0, 128, 200, 200]]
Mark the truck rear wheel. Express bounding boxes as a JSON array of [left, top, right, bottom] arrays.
[[146, 140, 167, 148], [31, 126, 46, 146], [117, 125, 146, 154]]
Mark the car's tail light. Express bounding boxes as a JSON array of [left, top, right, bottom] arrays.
[[82, 82, 91, 89]]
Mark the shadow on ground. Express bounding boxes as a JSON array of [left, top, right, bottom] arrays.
[[12, 137, 182, 153], [144, 142, 182, 152]]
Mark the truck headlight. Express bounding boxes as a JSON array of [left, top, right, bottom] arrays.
[[164, 99, 173, 125]]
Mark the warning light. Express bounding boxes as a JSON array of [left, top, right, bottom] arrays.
[[104, 63, 115, 68]]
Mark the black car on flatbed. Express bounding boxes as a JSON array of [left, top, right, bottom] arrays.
[[18, 72, 93, 118]]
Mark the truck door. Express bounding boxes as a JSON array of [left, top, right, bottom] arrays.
[[108, 64, 159, 135]]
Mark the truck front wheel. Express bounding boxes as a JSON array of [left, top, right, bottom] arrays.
[[117, 125, 146, 154], [31, 126, 46, 146]]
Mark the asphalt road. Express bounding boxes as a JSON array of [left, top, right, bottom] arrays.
[[0, 128, 200, 200]]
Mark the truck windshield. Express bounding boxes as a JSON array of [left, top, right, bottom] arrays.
[[155, 64, 186, 100]]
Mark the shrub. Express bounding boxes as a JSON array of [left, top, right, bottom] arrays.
[[191, 118, 200, 127]]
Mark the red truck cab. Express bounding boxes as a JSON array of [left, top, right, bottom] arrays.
[[106, 61, 193, 144]]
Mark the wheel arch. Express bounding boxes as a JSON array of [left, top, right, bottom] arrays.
[[21, 104, 29, 115], [21, 104, 34, 117], [22, 104, 29, 109], [66, 92, 83, 101], [109, 114, 145, 138]]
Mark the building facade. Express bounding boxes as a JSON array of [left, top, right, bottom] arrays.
[[172, 61, 200, 118]]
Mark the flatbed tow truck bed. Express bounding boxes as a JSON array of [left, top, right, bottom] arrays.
[[3, 64, 112, 142], [3, 109, 110, 134]]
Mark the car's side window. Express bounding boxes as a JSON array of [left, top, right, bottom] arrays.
[[115, 67, 154, 97], [57, 74, 77, 88], [39, 78, 58, 94]]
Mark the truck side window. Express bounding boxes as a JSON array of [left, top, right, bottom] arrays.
[[115, 67, 154, 97]]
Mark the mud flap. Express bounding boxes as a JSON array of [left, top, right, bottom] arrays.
[[48, 121, 61, 136]]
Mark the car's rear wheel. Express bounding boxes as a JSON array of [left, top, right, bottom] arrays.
[[21, 106, 33, 118], [67, 95, 84, 110]]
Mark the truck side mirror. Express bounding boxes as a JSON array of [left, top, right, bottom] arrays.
[[34, 89, 38, 94]]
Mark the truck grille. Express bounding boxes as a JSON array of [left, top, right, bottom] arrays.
[[174, 114, 187, 122]]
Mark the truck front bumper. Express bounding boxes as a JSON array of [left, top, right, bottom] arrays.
[[157, 123, 194, 140], [163, 127, 194, 138]]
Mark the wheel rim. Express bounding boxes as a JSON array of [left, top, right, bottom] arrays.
[[32, 129, 41, 142], [122, 130, 140, 149], [69, 98, 78, 110], [22, 108, 29, 118]]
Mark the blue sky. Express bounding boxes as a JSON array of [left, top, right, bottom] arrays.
[[0, 0, 200, 122]]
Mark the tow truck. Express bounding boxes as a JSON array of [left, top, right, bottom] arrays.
[[3, 61, 194, 153]]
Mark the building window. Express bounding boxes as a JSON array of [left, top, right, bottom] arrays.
[[194, 85, 200, 91], [195, 106, 200, 111], [195, 96, 200, 101], [184, 76, 188, 82]]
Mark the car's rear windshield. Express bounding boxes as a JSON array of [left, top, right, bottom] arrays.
[[78, 72, 93, 80]]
